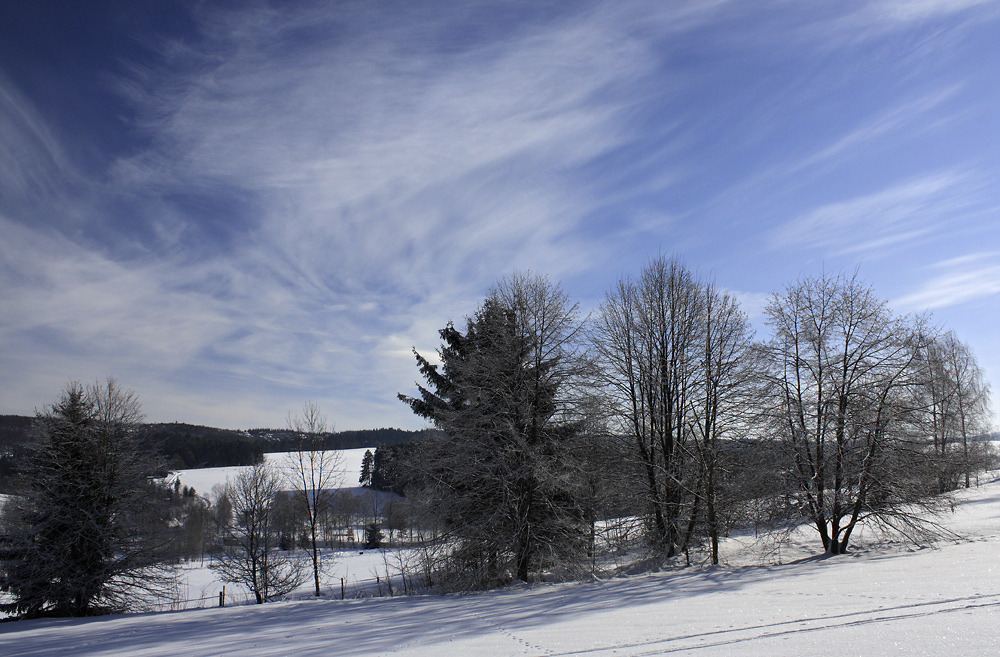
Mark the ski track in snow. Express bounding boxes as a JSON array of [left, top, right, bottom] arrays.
[[549, 592, 1000, 655]]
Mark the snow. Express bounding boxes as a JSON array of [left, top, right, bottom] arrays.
[[169, 546, 420, 608], [163, 447, 406, 605], [168, 447, 373, 497], [4, 475, 1000, 655]]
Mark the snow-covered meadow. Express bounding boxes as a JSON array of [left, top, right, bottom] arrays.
[[166, 448, 413, 607], [167, 447, 373, 502], [4, 464, 1000, 655]]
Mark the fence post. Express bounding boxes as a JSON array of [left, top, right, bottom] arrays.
[[341, 578, 345, 600], [219, 585, 225, 608]]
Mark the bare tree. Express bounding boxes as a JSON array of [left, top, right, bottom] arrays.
[[0, 379, 172, 618], [913, 330, 994, 490], [591, 256, 704, 557], [687, 283, 754, 564], [759, 272, 940, 554], [285, 401, 341, 596], [212, 462, 306, 603], [943, 333, 994, 486], [913, 327, 961, 493]]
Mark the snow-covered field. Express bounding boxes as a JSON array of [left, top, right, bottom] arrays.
[[165, 447, 409, 606], [168, 447, 373, 498], [4, 473, 1000, 655]]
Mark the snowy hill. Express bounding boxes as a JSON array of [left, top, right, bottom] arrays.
[[168, 447, 374, 496], [4, 474, 1000, 655]]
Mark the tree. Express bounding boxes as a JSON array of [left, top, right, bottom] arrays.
[[211, 462, 306, 603], [400, 273, 594, 586], [688, 282, 754, 564], [591, 256, 705, 556], [360, 449, 374, 487], [759, 272, 938, 554], [914, 330, 993, 490], [0, 380, 172, 618], [592, 258, 758, 563], [364, 523, 384, 549], [285, 402, 341, 596], [941, 333, 993, 487]]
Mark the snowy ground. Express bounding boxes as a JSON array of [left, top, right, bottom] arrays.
[[168, 447, 373, 498], [167, 546, 422, 609], [164, 447, 410, 607], [4, 475, 1000, 655]]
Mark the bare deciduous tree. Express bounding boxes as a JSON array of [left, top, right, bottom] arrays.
[[592, 256, 706, 557], [285, 401, 341, 596], [688, 282, 754, 564], [914, 330, 994, 491], [212, 462, 306, 603], [759, 272, 941, 554]]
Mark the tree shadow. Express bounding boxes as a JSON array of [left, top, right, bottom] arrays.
[[0, 556, 850, 657]]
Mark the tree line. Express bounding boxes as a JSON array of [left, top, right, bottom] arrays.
[[396, 261, 994, 588], [0, 417, 427, 491], [0, 258, 994, 616]]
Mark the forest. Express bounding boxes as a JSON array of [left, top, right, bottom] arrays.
[[0, 417, 428, 492]]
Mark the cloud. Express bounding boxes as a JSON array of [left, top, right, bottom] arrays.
[[8, 2, 709, 428], [81, 1, 734, 422], [0, 74, 81, 200], [110, 3, 644, 286], [894, 252, 1000, 310], [805, 0, 1000, 49], [769, 171, 977, 256], [852, 0, 997, 25], [727, 290, 772, 321], [5, 0, 999, 429], [795, 86, 961, 172]]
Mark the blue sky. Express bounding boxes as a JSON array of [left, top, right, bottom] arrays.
[[2, 0, 999, 431]]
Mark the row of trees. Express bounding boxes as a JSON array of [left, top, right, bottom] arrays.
[[1, 261, 993, 614], [399, 261, 993, 587]]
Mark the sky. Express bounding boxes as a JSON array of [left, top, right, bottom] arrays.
[[1, 0, 999, 431]]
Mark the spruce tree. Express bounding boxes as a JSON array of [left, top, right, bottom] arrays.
[[0, 380, 171, 618], [399, 274, 593, 586], [360, 449, 374, 487]]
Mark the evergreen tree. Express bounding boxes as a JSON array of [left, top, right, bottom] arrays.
[[360, 449, 374, 487], [0, 380, 171, 618], [364, 523, 383, 549], [399, 274, 594, 586]]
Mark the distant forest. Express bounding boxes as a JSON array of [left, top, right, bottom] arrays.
[[0, 414, 429, 492]]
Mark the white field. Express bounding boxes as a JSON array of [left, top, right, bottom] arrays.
[[166, 447, 406, 605], [4, 469, 1000, 655], [168, 447, 374, 499]]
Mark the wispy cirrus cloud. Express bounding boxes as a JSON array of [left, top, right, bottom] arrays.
[[801, 0, 1000, 51], [894, 252, 1000, 311], [795, 86, 962, 172], [846, 0, 998, 26], [769, 170, 979, 256], [4, 0, 1000, 429], [1, 1, 734, 428], [0, 74, 81, 200]]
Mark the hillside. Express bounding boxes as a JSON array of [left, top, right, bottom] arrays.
[[3, 473, 999, 656], [0, 417, 428, 488]]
